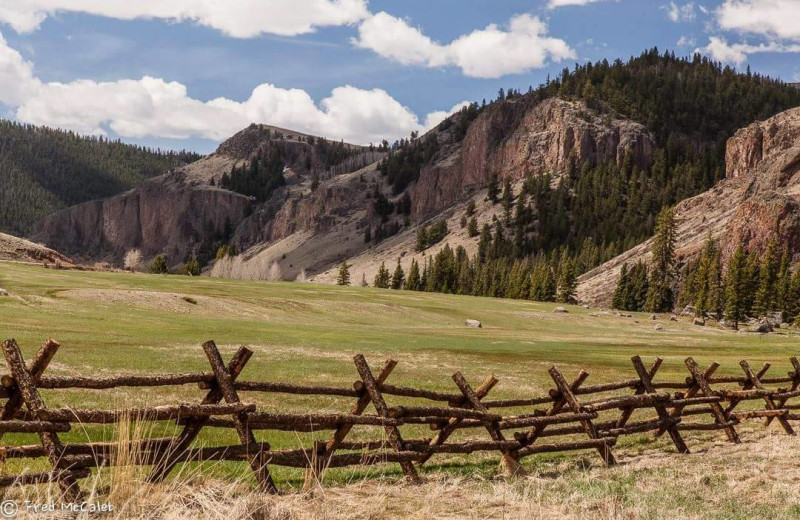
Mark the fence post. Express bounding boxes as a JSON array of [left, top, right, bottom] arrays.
[[630, 356, 689, 453], [685, 357, 740, 443], [740, 360, 795, 435]]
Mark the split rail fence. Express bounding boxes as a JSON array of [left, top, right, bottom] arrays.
[[0, 337, 798, 497]]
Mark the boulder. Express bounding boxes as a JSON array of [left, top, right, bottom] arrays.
[[0, 288, 8, 297], [693, 317, 705, 326], [748, 320, 773, 334], [654, 324, 664, 331], [669, 315, 678, 322], [553, 307, 569, 313], [680, 305, 696, 317], [781, 322, 791, 329], [581, 304, 590, 309], [465, 319, 482, 328], [762, 312, 783, 327]]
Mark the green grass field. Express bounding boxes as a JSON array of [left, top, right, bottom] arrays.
[[0, 260, 798, 492]]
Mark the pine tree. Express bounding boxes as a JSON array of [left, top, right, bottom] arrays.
[[754, 238, 780, 316], [645, 207, 677, 313], [405, 259, 421, 290], [336, 261, 351, 286], [487, 173, 500, 203], [360, 273, 368, 287], [530, 261, 556, 302], [467, 217, 479, 237], [556, 257, 577, 304], [724, 244, 748, 329], [391, 259, 405, 290], [612, 263, 629, 310], [150, 255, 168, 274], [374, 262, 390, 289], [501, 179, 513, 224], [776, 246, 791, 320]]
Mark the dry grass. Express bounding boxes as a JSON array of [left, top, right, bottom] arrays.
[[3, 427, 800, 519]]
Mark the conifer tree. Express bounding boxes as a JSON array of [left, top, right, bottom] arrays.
[[467, 217, 479, 237], [612, 263, 629, 310], [645, 207, 677, 312], [360, 273, 368, 287], [530, 262, 556, 302], [754, 238, 780, 315], [724, 244, 748, 329], [556, 257, 577, 304], [336, 261, 351, 286], [373, 262, 390, 288], [501, 179, 513, 224], [487, 173, 500, 203], [391, 258, 405, 290], [404, 259, 421, 291]]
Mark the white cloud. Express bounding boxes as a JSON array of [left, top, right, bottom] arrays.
[[697, 36, 800, 64], [664, 2, 696, 22], [548, 0, 615, 7], [353, 12, 575, 79], [0, 0, 370, 37], [716, 0, 800, 41], [0, 31, 455, 145], [677, 35, 696, 47]]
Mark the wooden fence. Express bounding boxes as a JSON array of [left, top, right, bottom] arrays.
[[0, 338, 798, 498]]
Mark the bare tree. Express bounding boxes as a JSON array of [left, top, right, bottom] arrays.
[[123, 249, 142, 272]]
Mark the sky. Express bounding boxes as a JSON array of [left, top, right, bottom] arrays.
[[0, 0, 798, 154]]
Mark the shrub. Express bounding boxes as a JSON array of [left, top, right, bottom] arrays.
[[149, 255, 168, 274]]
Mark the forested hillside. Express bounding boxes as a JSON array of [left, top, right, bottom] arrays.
[[0, 121, 200, 235], [370, 49, 800, 303]]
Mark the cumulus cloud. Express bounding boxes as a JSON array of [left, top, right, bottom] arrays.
[[0, 0, 370, 37], [696, 36, 800, 64], [0, 31, 458, 145], [716, 0, 800, 40], [353, 12, 574, 79]]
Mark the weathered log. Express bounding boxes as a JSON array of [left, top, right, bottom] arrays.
[[630, 355, 689, 453], [716, 388, 775, 400], [353, 381, 461, 403], [739, 360, 795, 435], [582, 393, 671, 413], [684, 357, 740, 443], [406, 440, 522, 453], [517, 437, 617, 458], [668, 396, 723, 407], [771, 389, 800, 400], [481, 396, 554, 408], [201, 380, 360, 397], [267, 449, 426, 469], [247, 411, 403, 427], [39, 403, 255, 423], [0, 438, 177, 459], [0, 420, 70, 433], [333, 438, 431, 451], [387, 405, 501, 421], [729, 409, 788, 420], [677, 421, 737, 431], [37, 373, 214, 390], [601, 417, 679, 437]]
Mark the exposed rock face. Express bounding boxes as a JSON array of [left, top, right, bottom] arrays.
[[412, 98, 654, 219], [579, 106, 800, 305], [0, 232, 72, 265], [32, 174, 252, 265]]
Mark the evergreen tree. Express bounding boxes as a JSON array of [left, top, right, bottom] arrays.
[[150, 255, 168, 274], [487, 173, 500, 203], [776, 247, 791, 319], [405, 259, 422, 291], [724, 244, 748, 329], [693, 235, 722, 318], [530, 262, 556, 302], [501, 179, 513, 224], [360, 273, 368, 287], [374, 262, 390, 288], [391, 259, 405, 290], [556, 257, 577, 304], [336, 262, 351, 286], [645, 207, 677, 312], [754, 238, 780, 315], [467, 217, 479, 237], [612, 263, 629, 310]]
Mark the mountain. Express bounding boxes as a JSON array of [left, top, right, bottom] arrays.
[[28, 49, 800, 297], [578, 104, 800, 304], [0, 121, 200, 236]]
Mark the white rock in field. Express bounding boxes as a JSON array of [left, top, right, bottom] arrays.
[[465, 319, 482, 328], [581, 304, 590, 309], [693, 317, 705, 326], [654, 324, 664, 331], [0, 288, 8, 296], [670, 315, 678, 321], [781, 322, 791, 329], [553, 307, 569, 313]]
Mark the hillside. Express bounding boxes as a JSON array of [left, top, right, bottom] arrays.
[[29, 50, 800, 297], [0, 231, 72, 265], [0, 121, 200, 235], [578, 104, 800, 305]]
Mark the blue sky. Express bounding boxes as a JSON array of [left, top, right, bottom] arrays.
[[0, 0, 797, 153]]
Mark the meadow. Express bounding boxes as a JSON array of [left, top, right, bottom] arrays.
[[0, 261, 799, 519]]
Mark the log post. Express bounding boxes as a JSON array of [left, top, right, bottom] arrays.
[[767, 357, 800, 427], [352, 354, 419, 482], [303, 358, 397, 491], [452, 372, 523, 476], [201, 341, 276, 493], [630, 356, 688, 453], [147, 345, 253, 483], [418, 374, 497, 466], [516, 370, 589, 448], [1, 339, 79, 499], [615, 357, 662, 429], [548, 367, 615, 466], [740, 360, 794, 435], [684, 357, 739, 443], [655, 361, 718, 438]]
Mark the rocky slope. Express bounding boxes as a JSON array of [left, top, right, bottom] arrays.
[[578, 106, 800, 305], [411, 97, 654, 219], [0, 232, 72, 265]]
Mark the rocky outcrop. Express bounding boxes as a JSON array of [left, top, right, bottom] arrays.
[[412, 98, 654, 219], [579, 106, 800, 305], [0, 232, 72, 265], [32, 173, 252, 266]]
